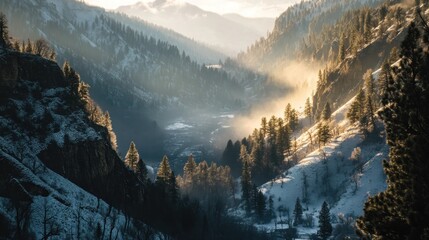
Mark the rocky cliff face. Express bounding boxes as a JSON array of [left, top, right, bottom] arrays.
[[38, 140, 145, 214], [0, 46, 145, 218], [0, 154, 50, 201]]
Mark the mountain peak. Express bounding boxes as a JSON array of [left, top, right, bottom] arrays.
[[150, 0, 185, 8]]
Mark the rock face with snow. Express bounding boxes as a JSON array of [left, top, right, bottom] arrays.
[[38, 139, 145, 214], [17, 54, 66, 89], [0, 157, 50, 201], [0, 47, 147, 232], [0, 51, 66, 90]]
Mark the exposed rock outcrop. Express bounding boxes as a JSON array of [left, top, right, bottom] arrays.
[[0, 48, 65, 91], [38, 140, 145, 216], [0, 156, 50, 201], [17, 53, 66, 89], [1, 47, 146, 219]]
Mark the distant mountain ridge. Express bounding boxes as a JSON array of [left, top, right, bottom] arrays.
[[116, 0, 275, 55]]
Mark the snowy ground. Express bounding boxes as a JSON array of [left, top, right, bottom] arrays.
[[230, 91, 388, 237], [0, 77, 163, 239]]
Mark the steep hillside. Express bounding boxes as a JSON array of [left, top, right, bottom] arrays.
[[257, 96, 387, 238], [219, 2, 429, 237], [238, 0, 383, 70], [311, 1, 422, 118], [239, 0, 423, 119], [0, 46, 161, 239]]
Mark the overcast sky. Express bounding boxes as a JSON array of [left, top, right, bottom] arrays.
[[84, 0, 299, 18]]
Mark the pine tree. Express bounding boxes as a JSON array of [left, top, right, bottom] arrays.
[[288, 109, 299, 131], [62, 61, 90, 107], [363, 69, 375, 131], [239, 144, 249, 164], [268, 196, 275, 220], [284, 103, 292, 123], [221, 140, 241, 177], [0, 12, 10, 48], [136, 158, 148, 182], [379, 4, 388, 22], [317, 70, 323, 91], [63, 61, 71, 77], [293, 197, 303, 226], [304, 97, 312, 124], [78, 81, 90, 105], [63, 62, 80, 103], [221, 140, 234, 164], [389, 46, 400, 64], [255, 190, 266, 222], [183, 154, 197, 184], [302, 172, 309, 203], [338, 34, 346, 62], [103, 112, 117, 151], [318, 201, 332, 240], [363, 10, 372, 42], [21, 40, 25, 53], [13, 41, 20, 51], [357, 21, 429, 240], [124, 141, 139, 171], [25, 39, 32, 53], [168, 171, 179, 203], [321, 102, 331, 121], [275, 118, 290, 161], [317, 123, 331, 147], [378, 61, 391, 104], [347, 89, 365, 123], [260, 117, 268, 138], [156, 155, 172, 184], [241, 159, 252, 212], [267, 116, 279, 167], [196, 161, 209, 192], [250, 184, 258, 211]]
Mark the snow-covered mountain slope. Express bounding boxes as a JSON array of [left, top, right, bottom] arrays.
[[0, 48, 163, 239], [239, 0, 384, 69], [252, 74, 387, 236], [116, 0, 274, 55], [222, 14, 274, 37], [0, 152, 161, 239], [311, 2, 425, 122]]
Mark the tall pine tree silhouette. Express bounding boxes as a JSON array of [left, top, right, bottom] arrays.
[[293, 197, 303, 226], [124, 141, 139, 171], [357, 21, 429, 239], [318, 201, 332, 240], [0, 12, 10, 47]]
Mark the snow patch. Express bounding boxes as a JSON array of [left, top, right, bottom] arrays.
[[165, 122, 193, 130]]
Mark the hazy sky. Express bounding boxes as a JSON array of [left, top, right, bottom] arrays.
[[84, 0, 298, 18]]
